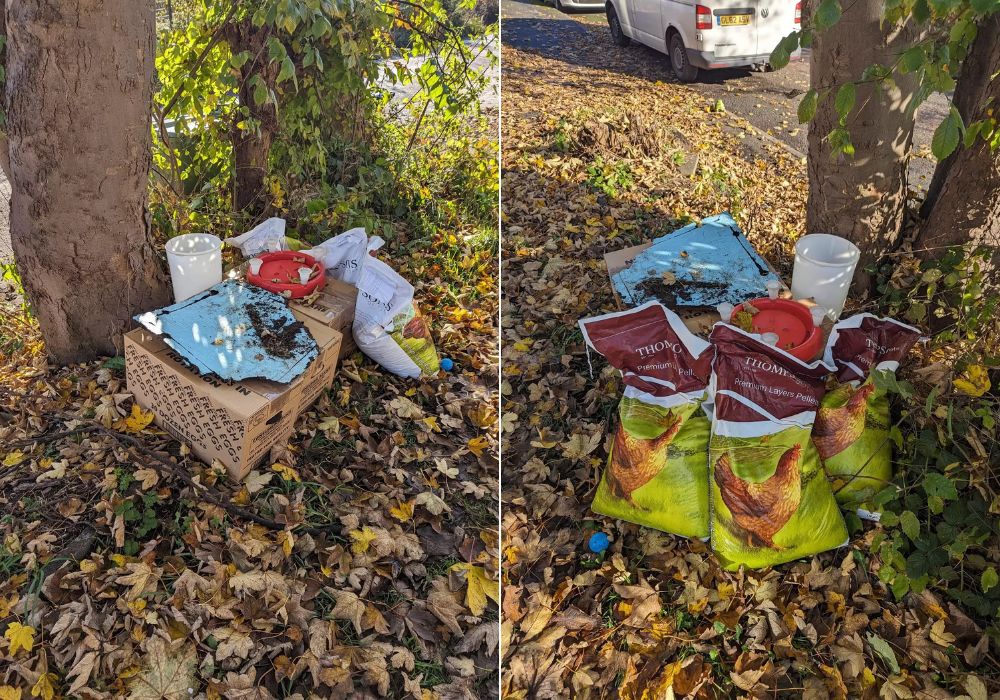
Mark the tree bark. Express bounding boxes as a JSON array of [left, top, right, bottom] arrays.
[[6, 0, 170, 363], [0, 0, 10, 179], [806, 0, 922, 292], [228, 21, 278, 215], [914, 15, 1000, 261]]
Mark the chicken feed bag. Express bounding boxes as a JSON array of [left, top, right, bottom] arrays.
[[707, 324, 847, 569], [579, 302, 713, 538], [354, 256, 439, 378], [815, 314, 922, 509]]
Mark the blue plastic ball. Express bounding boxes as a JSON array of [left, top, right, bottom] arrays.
[[440, 358, 454, 371], [588, 532, 610, 554]]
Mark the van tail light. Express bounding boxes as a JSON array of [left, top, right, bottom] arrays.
[[795, 1, 802, 23], [696, 5, 713, 29]]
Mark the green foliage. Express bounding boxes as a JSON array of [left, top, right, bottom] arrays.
[[932, 105, 965, 159], [869, 247, 999, 633], [585, 158, 634, 198], [797, 88, 818, 124], [775, 0, 1000, 162], [150, 0, 495, 236]]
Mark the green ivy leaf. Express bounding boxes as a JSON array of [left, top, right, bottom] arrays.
[[829, 127, 855, 158], [277, 56, 296, 86], [971, 0, 1000, 11], [900, 46, 925, 73], [924, 472, 958, 500], [866, 633, 901, 673], [798, 89, 818, 124], [900, 510, 921, 540], [835, 82, 856, 124], [982, 566, 998, 593], [906, 551, 929, 578], [230, 51, 251, 69], [814, 0, 842, 29], [253, 80, 268, 106], [932, 106, 964, 160], [769, 32, 799, 70]]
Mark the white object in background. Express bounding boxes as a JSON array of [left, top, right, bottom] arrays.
[[766, 280, 780, 299], [248, 258, 263, 275], [717, 303, 734, 322], [810, 306, 827, 327], [165, 233, 222, 303], [762, 332, 780, 346], [224, 217, 287, 257], [298, 267, 312, 285], [791, 234, 860, 319]]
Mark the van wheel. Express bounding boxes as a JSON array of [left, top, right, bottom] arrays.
[[608, 6, 630, 46], [669, 34, 698, 82]]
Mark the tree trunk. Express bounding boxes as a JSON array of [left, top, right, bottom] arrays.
[[914, 15, 1000, 261], [806, 0, 922, 292], [228, 22, 278, 215], [0, 0, 9, 179], [6, 0, 170, 363]]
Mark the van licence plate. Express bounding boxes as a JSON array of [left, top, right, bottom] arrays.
[[719, 14, 751, 25]]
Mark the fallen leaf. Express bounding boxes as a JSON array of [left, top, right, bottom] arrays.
[[450, 563, 500, 616], [127, 638, 197, 700], [954, 364, 991, 397], [115, 404, 155, 434], [4, 622, 35, 655]]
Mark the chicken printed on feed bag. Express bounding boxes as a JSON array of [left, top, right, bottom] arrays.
[[812, 382, 875, 460], [714, 444, 803, 549], [607, 411, 684, 509]]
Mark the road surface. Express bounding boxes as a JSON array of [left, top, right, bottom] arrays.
[[502, 0, 943, 188]]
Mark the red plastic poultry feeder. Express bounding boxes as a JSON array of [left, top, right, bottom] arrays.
[[732, 297, 823, 361], [246, 251, 325, 299]]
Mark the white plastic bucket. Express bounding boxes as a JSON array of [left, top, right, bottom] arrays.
[[790, 234, 860, 319], [165, 233, 223, 302]]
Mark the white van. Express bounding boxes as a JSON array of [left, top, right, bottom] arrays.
[[605, 0, 801, 81]]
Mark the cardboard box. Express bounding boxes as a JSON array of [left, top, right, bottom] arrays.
[[604, 242, 720, 336], [124, 312, 342, 481], [291, 277, 358, 358]]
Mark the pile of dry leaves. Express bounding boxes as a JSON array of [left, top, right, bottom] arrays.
[[500, 31, 997, 699], [0, 232, 499, 698]]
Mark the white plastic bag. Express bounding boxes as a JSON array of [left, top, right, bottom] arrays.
[[353, 257, 439, 377], [224, 217, 287, 257], [301, 228, 385, 285]]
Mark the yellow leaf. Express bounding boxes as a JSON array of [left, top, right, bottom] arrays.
[[349, 527, 377, 555], [450, 563, 499, 616], [0, 686, 23, 700], [4, 622, 35, 655], [389, 500, 415, 522], [271, 463, 300, 482], [30, 674, 55, 700], [317, 416, 340, 435], [115, 404, 155, 434], [281, 530, 294, 557], [2, 451, 25, 468], [954, 364, 991, 397], [467, 436, 489, 458]]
